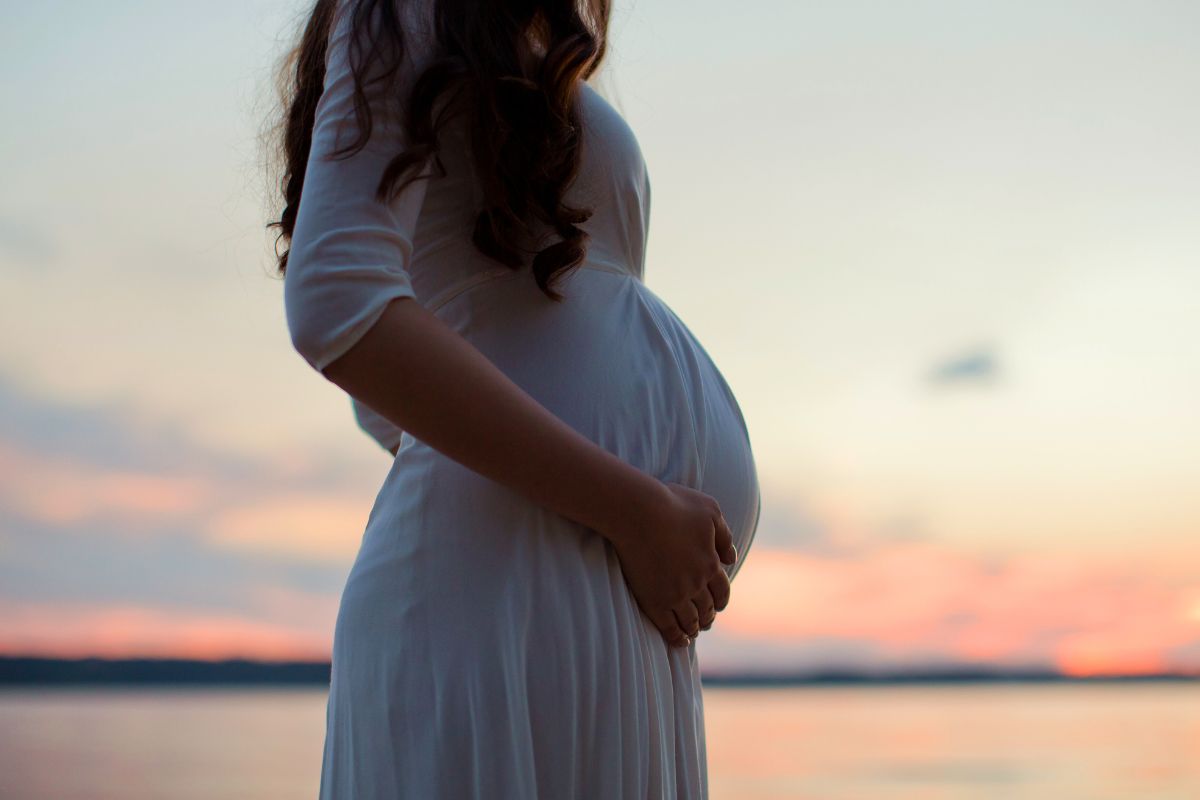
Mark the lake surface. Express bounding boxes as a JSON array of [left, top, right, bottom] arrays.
[[0, 683, 1196, 798]]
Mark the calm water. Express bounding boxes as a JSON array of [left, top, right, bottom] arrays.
[[0, 683, 1196, 799]]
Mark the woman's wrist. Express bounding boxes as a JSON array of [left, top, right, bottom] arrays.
[[583, 455, 673, 548]]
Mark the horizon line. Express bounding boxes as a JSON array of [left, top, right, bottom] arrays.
[[1, 655, 1197, 686]]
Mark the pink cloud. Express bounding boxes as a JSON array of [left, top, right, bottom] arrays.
[[708, 543, 1200, 676], [204, 495, 370, 562], [0, 441, 216, 527], [0, 600, 333, 662], [0, 437, 375, 563]]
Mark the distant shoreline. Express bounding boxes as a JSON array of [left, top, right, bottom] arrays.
[[1, 656, 1196, 687]]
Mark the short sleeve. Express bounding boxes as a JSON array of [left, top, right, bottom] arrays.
[[283, 0, 437, 374], [352, 396, 405, 452]]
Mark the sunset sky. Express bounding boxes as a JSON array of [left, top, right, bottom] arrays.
[[2, 0, 1198, 677]]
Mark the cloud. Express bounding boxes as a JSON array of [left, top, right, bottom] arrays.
[[206, 494, 372, 561], [699, 544, 1200, 676], [750, 491, 842, 554], [926, 345, 1000, 386], [0, 505, 345, 613], [0, 215, 59, 268], [0, 370, 383, 658], [0, 441, 218, 528], [1166, 638, 1200, 672], [0, 371, 255, 478], [0, 600, 332, 661], [0, 371, 381, 491], [0, 371, 382, 557], [754, 481, 936, 558]]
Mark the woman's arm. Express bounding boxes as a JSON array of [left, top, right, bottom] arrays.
[[322, 296, 737, 647], [280, 0, 733, 646], [351, 395, 404, 454], [324, 295, 679, 543]]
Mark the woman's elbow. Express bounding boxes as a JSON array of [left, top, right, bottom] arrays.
[[282, 281, 352, 374], [284, 308, 333, 373], [285, 290, 421, 382]]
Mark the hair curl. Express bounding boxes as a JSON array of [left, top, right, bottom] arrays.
[[265, 0, 612, 301]]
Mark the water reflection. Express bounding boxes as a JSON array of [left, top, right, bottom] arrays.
[[704, 683, 1200, 798], [0, 683, 1196, 799]]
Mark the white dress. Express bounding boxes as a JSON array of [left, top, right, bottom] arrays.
[[283, 1, 761, 797]]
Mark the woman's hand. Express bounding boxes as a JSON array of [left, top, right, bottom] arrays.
[[607, 482, 737, 648]]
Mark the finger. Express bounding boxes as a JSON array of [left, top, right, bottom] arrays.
[[650, 608, 690, 648], [708, 569, 731, 613], [694, 589, 716, 630], [713, 514, 737, 565], [673, 602, 700, 639]]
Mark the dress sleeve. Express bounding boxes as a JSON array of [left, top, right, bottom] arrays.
[[283, 0, 436, 374], [352, 395, 405, 453]]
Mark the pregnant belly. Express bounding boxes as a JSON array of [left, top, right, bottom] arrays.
[[634, 279, 762, 576], [417, 265, 761, 577]]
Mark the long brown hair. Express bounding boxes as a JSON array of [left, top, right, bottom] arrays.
[[265, 0, 612, 301]]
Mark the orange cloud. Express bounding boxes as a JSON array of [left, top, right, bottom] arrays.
[[714, 544, 1200, 675], [0, 436, 373, 564], [0, 601, 332, 662], [0, 441, 215, 527], [204, 494, 369, 561]]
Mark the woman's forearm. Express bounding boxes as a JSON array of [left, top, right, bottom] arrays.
[[320, 296, 670, 546]]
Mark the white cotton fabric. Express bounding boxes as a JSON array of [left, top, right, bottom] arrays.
[[283, 1, 761, 797]]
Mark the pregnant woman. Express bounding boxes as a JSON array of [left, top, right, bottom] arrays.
[[268, 0, 760, 796]]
